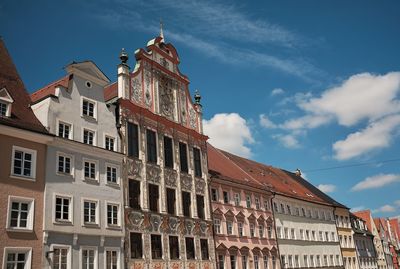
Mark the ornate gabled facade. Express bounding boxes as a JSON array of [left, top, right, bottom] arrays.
[[375, 218, 394, 269], [108, 33, 215, 269]]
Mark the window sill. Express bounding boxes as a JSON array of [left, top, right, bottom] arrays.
[[81, 115, 98, 123], [56, 172, 73, 178], [83, 178, 99, 185], [10, 174, 36, 181], [106, 225, 122, 231], [6, 227, 33, 233], [106, 182, 120, 189], [54, 220, 73, 225], [83, 223, 100, 228]]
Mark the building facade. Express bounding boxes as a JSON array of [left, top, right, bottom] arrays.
[[375, 219, 394, 269], [106, 33, 216, 269], [31, 61, 125, 269], [208, 144, 279, 269]]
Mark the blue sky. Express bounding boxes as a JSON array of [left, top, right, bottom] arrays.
[[1, 0, 400, 218]]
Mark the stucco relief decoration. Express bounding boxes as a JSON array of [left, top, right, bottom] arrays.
[[159, 76, 174, 119], [171, 263, 180, 269], [144, 70, 152, 107], [164, 168, 177, 187], [169, 217, 179, 232], [193, 220, 201, 236], [189, 107, 197, 129], [178, 217, 187, 235], [133, 262, 144, 269], [128, 158, 142, 180], [141, 212, 152, 231], [153, 263, 163, 269], [180, 89, 187, 125], [203, 264, 210, 269], [206, 222, 213, 236], [185, 220, 194, 235], [181, 174, 192, 191], [150, 215, 161, 232], [195, 178, 206, 193], [127, 210, 143, 229], [131, 77, 142, 103], [160, 57, 169, 69], [160, 216, 170, 233], [200, 222, 208, 235], [189, 263, 196, 269], [146, 163, 161, 183]]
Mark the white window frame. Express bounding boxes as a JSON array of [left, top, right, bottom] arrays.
[[214, 219, 221, 234], [82, 158, 99, 182], [0, 100, 11, 117], [81, 198, 99, 226], [82, 128, 97, 146], [10, 146, 37, 180], [105, 163, 120, 186], [234, 192, 240, 206], [3, 247, 32, 269], [226, 221, 233, 235], [56, 151, 74, 177], [6, 196, 35, 232], [81, 96, 97, 120], [53, 194, 73, 224], [50, 244, 72, 269], [105, 201, 121, 228], [104, 134, 116, 151], [80, 246, 98, 269], [56, 119, 73, 140], [104, 248, 120, 269], [255, 197, 260, 210]]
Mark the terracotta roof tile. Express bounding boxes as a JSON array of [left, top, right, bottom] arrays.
[[30, 74, 71, 103], [0, 39, 48, 134], [104, 82, 117, 101]]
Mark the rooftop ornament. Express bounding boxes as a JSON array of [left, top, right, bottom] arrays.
[[119, 48, 129, 64]]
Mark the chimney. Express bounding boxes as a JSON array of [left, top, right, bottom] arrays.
[[295, 168, 302, 176], [118, 48, 130, 99]]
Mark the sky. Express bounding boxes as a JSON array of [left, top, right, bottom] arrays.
[[1, 0, 400, 218]]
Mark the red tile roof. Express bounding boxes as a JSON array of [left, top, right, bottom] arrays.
[[353, 210, 373, 232], [104, 82, 117, 101], [389, 219, 400, 239], [30, 74, 72, 103], [0, 39, 48, 134]]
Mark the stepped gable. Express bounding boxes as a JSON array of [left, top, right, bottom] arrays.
[[0, 38, 48, 134], [30, 74, 71, 103], [354, 210, 373, 232]]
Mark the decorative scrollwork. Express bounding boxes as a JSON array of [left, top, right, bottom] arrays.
[[189, 107, 197, 129], [195, 177, 206, 194], [127, 158, 142, 180], [146, 163, 161, 183], [181, 174, 192, 191], [131, 77, 142, 103], [165, 168, 177, 187]]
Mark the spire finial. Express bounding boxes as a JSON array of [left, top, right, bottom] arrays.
[[194, 89, 201, 105], [160, 18, 164, 40], [119, 48, 128, 64]]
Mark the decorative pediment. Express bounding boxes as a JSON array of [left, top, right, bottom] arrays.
[[248, 213, 256, 222], [239, 246, 250, 255], [228, 246, 239, 254], [257, 215, 266, 223], [235, 211, 246, 221], [262, 247, 270, 255], [216, 243, 228, 251], [65, 61, 110, 86], [0, 87, 14, 103], [224, 210, 235, 220], [213, 208, 224, 216], [252, 247, 262, 254], [270, 246, 278, 253], [265, 216, 273, 223]]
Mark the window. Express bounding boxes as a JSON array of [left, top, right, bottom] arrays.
[[246, 195, 251, 208], [82, 98, 95, 118], [331, 232, 335, 242], [164, 136, 173, 168], [301, 208, 306, 216], [336, 255, 341, 266], [286, 205, 291, 215], [295, 207, 299, 216], [291, 228, 295, 239], [230, 255, 236, 269], [218, 255, 225, 269], [310, 256, 314, 267], [281, 204, 285, 213], [169, 236, 179, 260], [277, 227, 282, 239], [273, 202, 278, 212], [255, 197, 260, 210], [316, 255, 321, 267], [281, 256, 286, 269], [148, 184, 159, 212], [83, 200, 97, 225], [304, 255, 309, 268], [11, 146, 36, 179], [300, 229, 304, 240], [325, 231, 329, 242], [264, 255, 269, 269], [238, 222, 243, 236], [193, 147, 202, 177], [242, 255, 248, 269], [4, 248, 32, 269], [288, 255, 293, 268], [214, 219, 221, 234], [0, 101, 7, 116], [267, 224, 272, 238], [295, 255, 299, 268], [107, 203, 119, 226], [151, 234, 162, 259], [130, 233, 143, 259], [319, 231, 323, 241], [127, 123, 139, 158], [57, 153, 72, 175], [254, 255, 259, 269], [200, 239, 209, 260], [166, 188, 176, 215], [234, 193, 240, 206], [250, 224, 255, 237], [105, 136, 115, 151], [259, 225, 264, 238], [179, 142, 188, 173], [55, 196, 71, 222], [81, 247, 96, 269], [306, 230, 310, 240], [106, 249, 119, 269], [146, 129, 157, 163], [129, 180, 140, 209], [284, 228, 288, 239], [223, 191, 229, 203], [330, 255, 334, 267], [312, 231, 316, 241], [58, 121, 72, 139], [182, 191, 191, 217], [84, 160, 97, 180], [196, 195, 205, 219], [83, 129, 95, 145], [185, 237, 195, 259], [323, 255, 328, 266], [211, 188, 218, 201], [52, 247, 69, 269], [227, 221, 233, 235], [272, 256, 276, 269], [7, 196, 34, 231], [106, 165, 118, 185], [264, 199, 270, 211]]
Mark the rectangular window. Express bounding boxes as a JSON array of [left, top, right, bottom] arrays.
[[330, 255, 334, 266], [234, 193, 240, 206], [193, 147, 202, 177], [304, 255, 308, 268], [148, 184, 159, 212], [214, 219, 221, 234], [105, 136, 115, 151], [254, 255, 259, 269], [230, 255, 236, 269], [281, 256, 286, 269], [284, 228, 288, 239], [179, 142, 188, 173], [127, 123, 139, 158], [316, 255, 321, 267], [130, 233, 143, 259], [166, 188, 176, 215], [58, 153, 71, 175], [164, 136, 173, 168], [218, 255, 225, 269], [200, 239, 209, 260], [55, 196, 71, 222], [53, 247, 69, 269], [5, 249, 31, 269], [106, 250, 118, 269], [295, 255, 299, 268], [264, 199, 270, 211], [277, 227, 282, 239], [83, 129, 95, 145], [223, 191, 229, 203], [129, 180, 140, 209], [84, 160, 96, 180], [83, 200, 97, 224], [306, 230, 310, 240], [323, 255, 328, 266], [58, 121, 71, 139], [82, 99, 95, 118], [246, 195, 251, 208], [319, 231, 323, 241], [211, 188, 218, 201], [169, 236, 179, 260], [310, 256, 314, 267], [272, 256, 276, 269], [185, 237, 195, 259], [196, 195, 205, 219], [238, 222, 243, 236], [227, 221, 233, 235], [0, 101, 7, 116], [273, 202, 278, 212], [182, 191, 191, 217], [286, 205, 291, 215], [300, 229, 304, 240], [259, 225, 264, 238], [12, 146, 36, 178], [325, 231, 329, 242], [146, 129, 157, 163], [107, 203, 119, 226], [151, 235, 162, 259], [7, 197, 34, 230], [81, 248, 96, 269], [242, 255, 248, 269], [250, 224, 255, 237], [291, 228, 295, 239], [106, 165, 118, 184], [288, 255, 293, 268], [267, 224, 272, 238], [264, 255, 269, 269], [255, 197, 260, 210]]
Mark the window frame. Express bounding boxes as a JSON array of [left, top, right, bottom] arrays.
[[179, 142, 188, 173], [211, 188, 218, 202], [104, 134, 116, 151], [50, 244, 72, 269], [81, 96, 97, 120], [6, 196, 35, 232], [81, 198, 99, 226], [56, 151, 74, 177], [146, 129, 157, 164], [163, 135, 174, 168], [11, 146, 37, 180], [56, 119, 73, 140], [130, 233, 143, 259], [82, 128, 96, 146], [105, 163, 120, 186], [53, 194, 73, 224], [80, 246, 98, 269], [127, 122, 139, 158], [193, 147, 202, 177], [3, 247, 32, 269], [169, 236, 179, 260], [83, 158, 99, 182], [185, 237, 195, 260], [105, 201, 121, 228], [104, 248, 120, 269], [128, 179, 141, 210], [151, 234, 163, 259], [148, 183, 160, 213]]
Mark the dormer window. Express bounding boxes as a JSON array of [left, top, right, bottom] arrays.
[[81, 97, 96, 119], [0, 87, 14, 117], [0, 101, 7, 116]]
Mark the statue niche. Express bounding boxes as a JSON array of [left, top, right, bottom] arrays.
[[159, 75, 175, 120]]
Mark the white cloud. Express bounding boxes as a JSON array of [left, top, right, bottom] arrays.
[[350, 206, 366, 212], [272, 134, 300, 149], [351, 173, 400, 191], [317, 184, 336, 193], [271, 88, 285, 96], [372, 205, 396, 213], [333, 114, 400, 160], [203, 113, 254, 158], [259, 114, 277, 129], [395, 200, 400, 207]]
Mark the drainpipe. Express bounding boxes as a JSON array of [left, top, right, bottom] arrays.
[[271, 191, 283, 269]]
